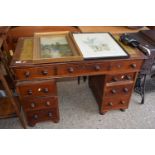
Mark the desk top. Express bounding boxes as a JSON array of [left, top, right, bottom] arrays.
[[10, 34, 146, 67], [79, 26, 149, 34]]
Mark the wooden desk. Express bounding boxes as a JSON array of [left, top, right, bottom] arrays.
[[10, 35, 145, 127]]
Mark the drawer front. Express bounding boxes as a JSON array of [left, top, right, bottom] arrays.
[[105, 83, 133, 97], [14, 66, 56, 80], [17, 80, 57, 97], [106, 72, 136, 83], [13, 60, 143, 79], [26, 108, 59, 125], [109, 60, 143, 72], [57, 60, 143, 77], [102, 96, 130, 110], [22, 97, 58, 111], [57, 62, 110, 76]]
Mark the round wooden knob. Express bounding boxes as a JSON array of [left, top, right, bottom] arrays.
[[44, 88, 49, 93], [25, 71, 30, 78], [48, 112, 52, 117], [112, 77, 118, 82], [126, 75, 131, 80], [31, 103, 35, 108], [46, 101, 51, 106], [33, 114, 38, 119], [123, 88, 129, 93], [108, 102, 113, 106], [27, 89, 32, 95], [42, 70, 48, 75], [131, 63, 137, 69], [68, 67, 74, 73], [95, 65, 101, 71], [120, 101, 126, 105], [117, 64, 121, 68], [111, 89, 117, 94]]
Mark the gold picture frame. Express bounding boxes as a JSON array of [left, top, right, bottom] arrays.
[[33, 31, 83, 63]]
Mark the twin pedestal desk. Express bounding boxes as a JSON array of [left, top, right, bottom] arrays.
[[10, 36, 145, 127]]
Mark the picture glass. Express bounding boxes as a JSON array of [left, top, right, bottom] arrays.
[[73, 33, 128, 59], [40, 35, 73, 58]]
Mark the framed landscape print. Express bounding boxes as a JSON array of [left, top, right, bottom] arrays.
[[33, 31, 83, 63], [72, 32, 129, 59]]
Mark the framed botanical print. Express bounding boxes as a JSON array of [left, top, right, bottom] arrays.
[[33, 31, 83, 63], [72, 32, 129, 59]]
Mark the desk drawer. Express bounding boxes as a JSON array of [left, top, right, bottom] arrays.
[[22, 96, 58, 111], [104, 83, 133, 97], [105, 72, 136, 83], [102, 96, 130, 111], [109, 60, 143, 72], [57, 62, 110, 76], [17, 80, 57, 97], [26, 108, 59, 126], [14, 66, 56, 80]]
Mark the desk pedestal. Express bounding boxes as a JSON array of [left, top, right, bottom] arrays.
[[89, 72, 137, 114]]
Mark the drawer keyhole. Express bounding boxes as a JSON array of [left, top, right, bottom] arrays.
[[27, 89, 32, 95]]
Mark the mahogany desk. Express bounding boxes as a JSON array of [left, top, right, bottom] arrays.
[[10, 35, 145, 127]]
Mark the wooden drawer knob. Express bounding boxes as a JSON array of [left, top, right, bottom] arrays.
[[46, 101, 51, 106], [31, 103, 35, 108], [42, 70, 48, 75], [27, 89, 32, 95], [43, 88, 49, 93], [131, 63, 137, 69], [68, 67, 74, 73], [120, 101, 126, 105], [111, 89, 117, 94], [95, 65, 101, 71], [123, 88, 129, 93], [33, 114, 38, 119], [24, 71, 30, 78], [126, 75, 131, 80], [48, 112, 52, 117], [108, 102, 113, 106], [117, 64, 121, 68], [112, 77, 118, 82]]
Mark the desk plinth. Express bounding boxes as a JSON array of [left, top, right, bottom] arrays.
[[10, 36, 145, 127]]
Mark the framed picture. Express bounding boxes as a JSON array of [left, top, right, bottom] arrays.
[[33, 31, 83, 63], [72, 32, 129, 59]]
